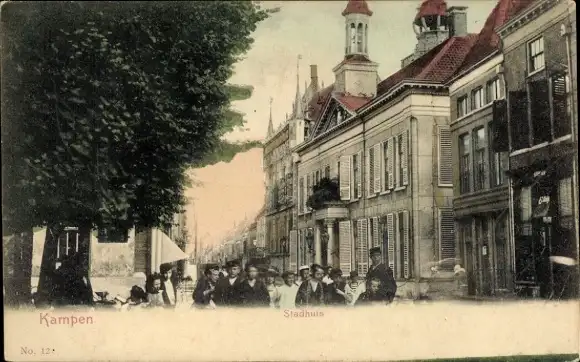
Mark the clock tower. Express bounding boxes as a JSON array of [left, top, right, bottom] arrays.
[[333, 0, 379, 98]]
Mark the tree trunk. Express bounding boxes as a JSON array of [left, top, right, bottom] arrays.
[[78, 223, 94, 303], [3, 230, 34, 307], [36, 225, 62, 306]]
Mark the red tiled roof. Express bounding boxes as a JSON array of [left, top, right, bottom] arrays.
[[335, 94, 372, 112], [342, 0, 373, 16], [376, 34, 478, 96], [456, 0, 536, 75], [306, 84, 335, 121], [415, 0, 447, 22]]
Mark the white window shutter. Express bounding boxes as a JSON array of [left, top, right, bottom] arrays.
[[388, 138, 395, 189], [439, 209, 456, 269], [366, 148, 373, 196], [357, 151, 363, 198], [373, 144, 381, 193], [339, 221, 352, 273], [289, 230, 298, 272], [387, 213, 395, 272], [438, 126, 452, 185], [306, 175, 311, 212], [403, 210, 410, 278], [402, 130, 409, 186], [380, 141, 386, 192], [372, 217, 380, 247], [339, 156, 351, 200], [357, 218, 369, 276]]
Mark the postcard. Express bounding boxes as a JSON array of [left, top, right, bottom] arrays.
[[2, 0, 579, 361]]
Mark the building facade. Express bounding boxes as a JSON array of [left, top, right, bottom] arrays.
[[498, 0, 578, 299], [448, 0, 534, 297], [288, 0, 490, 299]]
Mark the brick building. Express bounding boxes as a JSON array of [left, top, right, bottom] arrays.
[[497, 0, 578, 298], [448, 0, 534, 297]]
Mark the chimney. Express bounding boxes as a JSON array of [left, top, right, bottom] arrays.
[[310, 65, 319, 91], [448, 6, 468, 37]]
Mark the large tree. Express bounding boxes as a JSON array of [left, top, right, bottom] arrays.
[[1, 1, 269, 305]]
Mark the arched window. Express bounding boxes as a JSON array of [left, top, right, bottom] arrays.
[[357, 23, 364, 53], [364, 24, 368, 54], [349, 23, 356, 53]]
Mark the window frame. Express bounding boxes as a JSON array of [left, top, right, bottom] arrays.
[[528, 36, 545, 74], [486, 78, 504, 103], [457, 95, 468, 118], [471, 87, 485, 111], [472, 127, 486, 192], [459, 133, 471, 194]]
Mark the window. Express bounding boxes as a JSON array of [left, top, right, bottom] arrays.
[[324, 165, 330, 179], [488, 124, 508, 187], [486, 78, 504, 102], [509, 91, 530, 151], [457, 96, 468, 118], [315, 170, 320, 184], [304, 121, 310, 139], [518, 186, 532, 236], [357, 23, 364, 53], [528, 37, 545, 73], [397, 133, 407, 187], [459, 134, 471, 194], [473, 127, 486, 191], [353, 153, 360, 198], [382, 141, 390, 191], [529, 79, 551, 145], [471, 87, 485, 110], [552, 73, 571, 138]]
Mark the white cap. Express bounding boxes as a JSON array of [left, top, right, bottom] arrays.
[[299, 265, 310, 271]]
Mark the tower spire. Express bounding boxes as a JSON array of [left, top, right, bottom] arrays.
[[293, 54, 304, 119], [267, 97, 274, 137]]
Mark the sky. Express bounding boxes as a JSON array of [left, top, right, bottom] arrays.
[[185, 0, 498, 249]]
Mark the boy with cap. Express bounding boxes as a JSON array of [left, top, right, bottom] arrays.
[[366, 247, 397, 303], [324, 268, 347, 305], [295, 265, 310, 287], [214, 260, 244, 306]]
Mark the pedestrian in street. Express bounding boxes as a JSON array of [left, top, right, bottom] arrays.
[[146, 273, 165, 308], [277, 271, 299, 309], [324, 268, 347, 306], [239, 264, 270, 307], [295, 264, 325, 307], [345, 270, 365, 306], [193, 264, 220, 308], [322, 266, 334, 285], [160, 263, 177, 308], [265, 270, 281, 308], [214, 260, 244, 306], [366, 247, 397, 303], [295, 265, 310, 287], [356, 278, 388, 306]]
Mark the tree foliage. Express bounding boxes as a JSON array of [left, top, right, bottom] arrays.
[[2, 1, 268, 234]]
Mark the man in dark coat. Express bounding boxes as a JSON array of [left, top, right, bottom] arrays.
[[239, 263, 270, 307], [193, 264, 220, 308], [214, 260, 244, 306], [366, 247, 397, 303], [295, 264, 325, 307], [324, 268, 347, 305]]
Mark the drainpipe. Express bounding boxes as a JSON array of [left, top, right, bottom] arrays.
[[497, 38, 517, 292], [561, 21, 580, 285]]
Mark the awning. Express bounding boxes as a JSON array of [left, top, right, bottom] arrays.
[[157, 229, 189, 264]]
